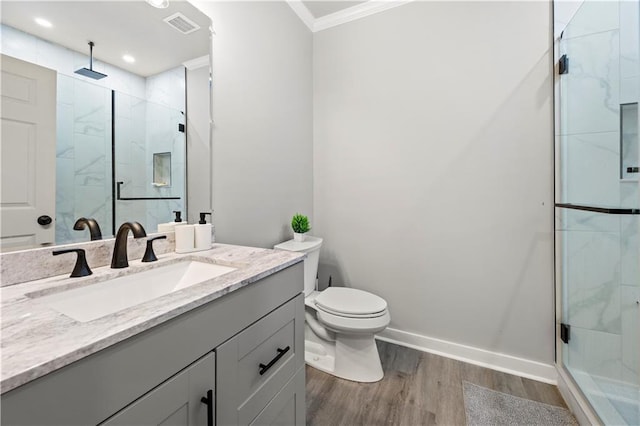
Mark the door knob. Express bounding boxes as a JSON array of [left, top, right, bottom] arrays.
[[37, 215, 52, 226]]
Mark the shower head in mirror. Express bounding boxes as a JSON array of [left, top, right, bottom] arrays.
[[75, 41, 107, 80]]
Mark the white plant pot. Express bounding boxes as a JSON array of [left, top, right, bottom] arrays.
[[293, 232, 306, 242]]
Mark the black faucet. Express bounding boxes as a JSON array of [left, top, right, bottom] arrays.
[[111, 222, 147, 268], [53, 248, 93, 278], [73, 217, 102, 241], [142, 235, 167, 262]]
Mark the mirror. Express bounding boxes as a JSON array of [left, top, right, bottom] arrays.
[[0, 0, 212, 252]]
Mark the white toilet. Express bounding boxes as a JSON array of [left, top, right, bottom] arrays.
[[274, 236, 390, 383]]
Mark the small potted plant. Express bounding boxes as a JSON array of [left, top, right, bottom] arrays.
[[291, 213, 311, 242]]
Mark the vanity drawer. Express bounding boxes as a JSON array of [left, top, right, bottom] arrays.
[[217, 293, 304, 425], [250, 367, 305, 426]]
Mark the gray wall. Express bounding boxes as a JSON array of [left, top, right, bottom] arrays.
[[191, 1, 313, 248], [313, 1, 555, 365]]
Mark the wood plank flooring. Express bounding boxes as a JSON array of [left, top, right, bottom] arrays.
[[306, 340, 567, 425]]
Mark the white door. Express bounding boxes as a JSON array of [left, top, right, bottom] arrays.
[[1, 54, 56, 250]]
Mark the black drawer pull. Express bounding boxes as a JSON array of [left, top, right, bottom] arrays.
[[258, 346, 290, 376], [200, 389, 213, 426]]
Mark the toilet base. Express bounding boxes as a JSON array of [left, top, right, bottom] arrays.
[[304, 324, 384, 383]]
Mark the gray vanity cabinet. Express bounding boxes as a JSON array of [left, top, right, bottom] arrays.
[[101, 352, 215, 426], [217, 294, 305, 425], [1, 262, 305, 426]]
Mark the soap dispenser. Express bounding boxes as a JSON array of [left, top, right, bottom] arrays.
[[194, 212, 212, 250], [158, 210, 187, 233]]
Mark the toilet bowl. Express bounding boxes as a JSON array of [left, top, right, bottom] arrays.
[[274, 236, 390, 383]]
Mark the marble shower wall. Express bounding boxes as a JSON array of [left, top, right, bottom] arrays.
[[114, 66, 186, 233], [56, 75, 113, 244], [557, 0, 639, 387]]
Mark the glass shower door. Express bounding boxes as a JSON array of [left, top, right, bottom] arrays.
[[556, 0, 640, 424], [113, 92, 186, 234]]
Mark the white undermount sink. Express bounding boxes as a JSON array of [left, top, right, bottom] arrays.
[[33, 261, 236, 322]]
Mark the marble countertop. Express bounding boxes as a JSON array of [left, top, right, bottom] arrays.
[[0, 244, 304, 394]]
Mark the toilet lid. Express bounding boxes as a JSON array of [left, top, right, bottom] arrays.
[[314, 287, 387, 316]]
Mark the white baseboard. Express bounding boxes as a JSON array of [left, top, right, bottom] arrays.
[[376, 327, 558, 385]]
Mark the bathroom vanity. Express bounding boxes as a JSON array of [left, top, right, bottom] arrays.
[[0, 244, 305, 425]]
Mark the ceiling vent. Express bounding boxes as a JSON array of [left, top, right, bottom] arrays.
[[163, 12, 200, 35]]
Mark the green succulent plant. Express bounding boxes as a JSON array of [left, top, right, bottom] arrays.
[[291, 213, 311, 234]]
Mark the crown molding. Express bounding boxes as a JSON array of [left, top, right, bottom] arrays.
[[183, 55, 210, 70], [286, 0, 315, 31], [287, 0, 414, 33], [313, 0, 414, 32]]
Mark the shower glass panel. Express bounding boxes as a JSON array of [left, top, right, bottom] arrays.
[[557, 0, 639, 424], [113, 92, 185, 233], [56, 74, 112, 245]]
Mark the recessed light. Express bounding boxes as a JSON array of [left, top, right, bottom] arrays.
[[145, 0, 169, 8], [34, 17, 52, 28], [123, 54, 135, 63]]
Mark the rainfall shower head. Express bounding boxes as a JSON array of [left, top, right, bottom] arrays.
[[75, 41, 107, 80]]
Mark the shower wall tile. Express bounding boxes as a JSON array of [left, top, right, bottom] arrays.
[[114, 118, 133, 165], [565, 229, 622, 333], [0, 25, 37, 64], [104, 62, 146, 100], [620, 76, 639, 105], [621, 216, 639, 287], [55, 157, 75, 243], [146, 66, 186, 111], [620, 0, 640, 80], [620, 285, 639, 385], [57, 75, 74, 105], [620, 182, 639, 209], [35, 38, 74, 76], [556, 209, 620, 233], [73, 84, 109, 137], [568, 326, 622, 381], [562, 0, 619, 39], [560, 30, 620, 135], [554, 0, 584, 39], [56, 104, 74, 159], [74, 134, 108, 187], [561, 132, 621, 206], [74, 186, 108, 224]]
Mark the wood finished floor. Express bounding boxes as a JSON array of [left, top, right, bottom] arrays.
[[306, 341, 567, 425]]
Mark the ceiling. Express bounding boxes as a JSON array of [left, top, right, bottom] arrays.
[[0, 1, 210, 77], [301, 1, 368, 19]]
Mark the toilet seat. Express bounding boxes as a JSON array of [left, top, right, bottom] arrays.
[[314, 287, 387, 318], [316, 308, 390, 334], [310, 287, 390, 334]]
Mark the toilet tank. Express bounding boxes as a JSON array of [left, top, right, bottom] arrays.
[[274, 236, 323, 296]]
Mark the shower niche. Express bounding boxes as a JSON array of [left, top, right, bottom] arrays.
[[621, 103, 638, 180], [153, 152, 172, 187]]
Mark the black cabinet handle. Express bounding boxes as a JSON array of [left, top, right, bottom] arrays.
[[37, 215, 52, 226], [259, 346, 290, 376], [200, 389, 213, 426], [52, 249, 92, 278]]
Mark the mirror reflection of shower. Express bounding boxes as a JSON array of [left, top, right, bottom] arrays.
[[55, 68, 186, 245]]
